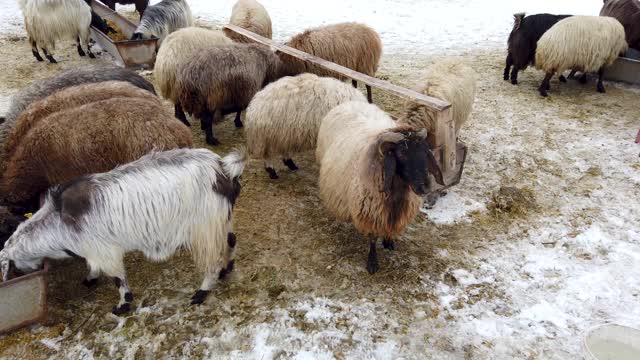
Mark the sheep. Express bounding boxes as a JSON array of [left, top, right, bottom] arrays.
[[504, 13, 574, 85], [600, 0, 640, 51], [175, 43, 281, 145], [223, 0, 272, 42], [3, 81, 160, 161], [0, 65, 156, 166], [278, 22, 382, 103], [400, 59, 477, 137], [316, 102, 444, 274], [0, 148, 245, 314], [245, 73, 367, 179], [535, 16, 628, 96], [154, 27, 233, 127], [22, 0, 94, 63], [131, 0, 193, 46], [0, 97, 192, 207], [99, 0, 149, 18]]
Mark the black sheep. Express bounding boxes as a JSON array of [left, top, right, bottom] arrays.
[[504, 13, 582, 85]]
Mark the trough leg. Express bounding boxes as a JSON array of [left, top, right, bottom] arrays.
[[234, 111, 243, 128], [538, 72, 553, 97], [264, 159, 278, 179], [31, 40, 43, 62], [367, 238, 380, 274], [42, 48, 56, 64], [352, 79, 358, 88], [510, 66, 519, 85], [174, 103, 190, 126], [504, 53, 513, 81], [366, 85, 373, 103], [76, 37, 86, 57], [382, 238, 395, 250], [596, 67, 605, 93], [282, 157, 298, 171], [203, 110, 220, 146]]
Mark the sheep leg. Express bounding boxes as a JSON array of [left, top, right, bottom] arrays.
[[42, 48, 56, 64], [82, 261, 101, 288], [191, 271, 219, 305], [366, 85, 373, 103], [510, 66, 519, 85], [111, 276, 133, 315], [596, 68, 605, 93], [559, 74, 567, 83], [579, 73, 588, 85], [203, 111, 220, 146], [504, 53, 513, 81], [567, 70, 577, 80], [366, 238, 380, 274], [174, 103, 190, 126], [382, 238, 395, 250], [352, 79, 357, 88], [264, 159, 278, 179], [218, 232, 237, 280], [282, 158, 298, 171], [76, 37, 86, 57], [234, 111, 243, 128], [538, 73, 553, 97], [31, 40, 43, 62]]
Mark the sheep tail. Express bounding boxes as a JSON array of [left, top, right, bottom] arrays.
[[512, 13, 525, 32], [222, 147, 247, 179]]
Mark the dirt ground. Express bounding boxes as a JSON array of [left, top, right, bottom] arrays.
[[0, 27, 639, 359]]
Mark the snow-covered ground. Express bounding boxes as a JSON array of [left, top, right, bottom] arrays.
[[0, 1, 639, 359]]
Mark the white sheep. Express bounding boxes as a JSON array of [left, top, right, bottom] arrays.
[[223, 0, 273, 42], [0, 148, 245, 314], [131, 0, 193, 46], [154, 27, 232, 126], [400, 59, 477, 136], [316, 102, 444, 274], [22, 0, 94, 63], [244, 73, 367, 179], [535, 15, 628, 96]]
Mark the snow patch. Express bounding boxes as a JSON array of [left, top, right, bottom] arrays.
[[421, 191, 486, 224]]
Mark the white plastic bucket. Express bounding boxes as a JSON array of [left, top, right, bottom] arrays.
[[583, 323, 640, 360]]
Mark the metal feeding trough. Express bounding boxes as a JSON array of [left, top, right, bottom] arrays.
[[604, 48, 640, 86], [89, 1, 157, 69], [0, 262, 49, 334]]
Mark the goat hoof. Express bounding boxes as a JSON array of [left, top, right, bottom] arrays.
[[47, 56, 57, 64], [265, 167, 279, 179], [382, 238, 395, 250], [510, 79, 518, 85], [539, 89, 548, 97], [88, 52, 96, 59], [77, 48, 86, 57], [111, 303, 131, 315], [282, 158, 298, 171], [234, 120, 243, 128], [366, 259, 379, 274], [206, 137, 220, 146], [190, 289, 210, 305], [82, 278, 99, 288]]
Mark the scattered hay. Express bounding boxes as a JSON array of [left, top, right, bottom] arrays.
[[489, 186, 537, 216]]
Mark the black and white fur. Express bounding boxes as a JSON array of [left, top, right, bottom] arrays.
[[131, 0, 193, 46]]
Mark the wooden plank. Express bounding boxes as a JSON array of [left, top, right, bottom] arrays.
[[223, 24, 451, 112]]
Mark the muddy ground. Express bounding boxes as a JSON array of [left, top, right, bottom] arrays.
[[0, 24, 639, 359]]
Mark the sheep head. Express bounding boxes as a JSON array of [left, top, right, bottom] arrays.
[[378, 127, 443, 195]]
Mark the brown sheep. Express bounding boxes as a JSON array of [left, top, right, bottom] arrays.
[[600, 0, 640, 50], [278, 22, 382, 103], [175, 43, 281, 145], [1, 97, 192, 206]]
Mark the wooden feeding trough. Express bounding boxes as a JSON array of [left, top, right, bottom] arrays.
[[0, 262, 49, 334], [223, 25, 468, 195], [89, 0, 157, 69], [604, 48, 640, 86]]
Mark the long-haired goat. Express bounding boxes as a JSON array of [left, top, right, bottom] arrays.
[[23, 0, 95, 63], [600, 0, 640, 51], [245, 73, 367, 179], [223, 0, 272, 42], [175, 43, 281, 145], [278, 22, 382, 103], [316, 102, 444, 274], [504, 13, 572, 85], [1, 148, 245, 314], [154, 27, 232, 127], [131, 0, 193, 46], [1, 97, 192, 207], [535, 16, 628, 96]]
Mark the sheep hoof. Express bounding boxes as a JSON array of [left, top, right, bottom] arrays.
[[366, 257, 379, 274], [88, 52, 96, 59], [111, 303, 131, 315], [538, 88, 548, 97], [77, 46, 86, 57], [226, 260, 234, 273], [218, 268, 228, 279], [265, 167, 279, 179], [597, 84, 605, 93], [382, 238, 395, 250], [46, 55, 57, 64], [503, 75, 509, 81], [82, 278, 99, 288], [559, 75, 567, 83], [190, 290, 210, 305], [234, 119, 243, 128], [206, 136, 220, 146], [579, 74, 588, 84], [283, 158, 298, 171], [32, 50, 44, 62], [510, 79, 518, 85]]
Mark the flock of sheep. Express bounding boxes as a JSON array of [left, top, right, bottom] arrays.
[[0, 0, 638, 315]]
